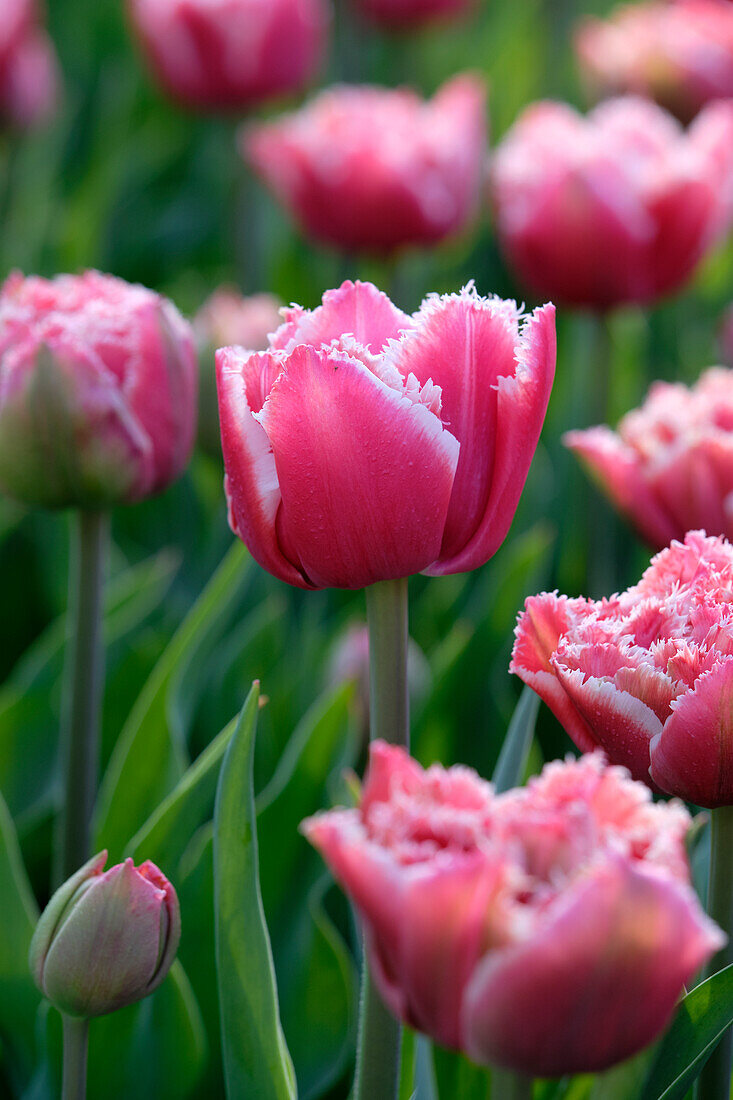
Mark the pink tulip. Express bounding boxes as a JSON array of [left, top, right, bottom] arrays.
[[303, 742, 722, 1075], [216, 279, 555, 589], [565, 367, 733, 549], [127, 0, 330, 111], [576, 0, 733, 122], [354, 0, 472, 30], [0, 271, 197, 508], [244, 75, 487, 254], [512, 530, 733, 807], [0, 0, 59, 129], [30, 851, 180, 1018], [194, 287, 281, 352], [491, 95, 733, 309]]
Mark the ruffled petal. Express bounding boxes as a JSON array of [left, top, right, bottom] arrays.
[[271, 280, 412, 354]]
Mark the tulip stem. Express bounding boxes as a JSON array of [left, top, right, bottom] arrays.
[[353, 577, 410, 1100], [492, 1068, 534, 1099], [696, 805, 733, 1100], [61, 1015, 89, 1100], [56, 510, 108, 886]]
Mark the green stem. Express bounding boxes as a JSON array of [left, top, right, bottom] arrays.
[[353, 577, 409, 1100], [492, 1068, 534, 1099], [56, 510, 108, 886], [61, 1015, 89, 1100], [696, 806, 733, 1100]]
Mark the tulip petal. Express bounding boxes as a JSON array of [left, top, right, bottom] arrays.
[[647, 436, 733, 543], [464, 856, 722, 1076], [216, 346, 312, 589], [650, 658, 733, 807], [256, 344, 459, 588], [271, 280, 412, 354]]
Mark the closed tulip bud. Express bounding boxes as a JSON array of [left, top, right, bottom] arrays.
[[0, 271, 197, 509], [491, 95, 733, 309], [127, 0, 330, 112], [565, 367, 733, 548], [216, 279, 555, 589], [576, 0, 733, 123], [354, 0, 473, 30], [303, 743, 722, 1076], [244, 75, 487, 255], [0, 0, 59, 129], [513, 530, 733, 807], [29, 852, 181, 1019]]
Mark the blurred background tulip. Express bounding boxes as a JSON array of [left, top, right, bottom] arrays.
[[0, 0, 59, 129], [127, 0, 330, 111], [576, 0, 733, 122], [353, 0, 473, 30], [304, 742, 722, 1075]]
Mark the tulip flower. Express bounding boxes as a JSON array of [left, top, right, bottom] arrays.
[[0, 270, 198, 509], [354, 0, 472, 30], [215, 279, 555, 589], [194, 287, 282, 353], [303, 742, 722, 1077], [491, 95, 733, 310], [243, 75, 487, 254], [575, 0, 733, 122], [127, 0, 330, 112], [565, 367, 733, 549], [0, 0, 59, 129]]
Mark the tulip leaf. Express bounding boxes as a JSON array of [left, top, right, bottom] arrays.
[[0, 789, 39, 1089], [125, 714, 237, 869], [95, 540, 249, 858], [492, 685, 541, 793], [639, 965, 733, 1100], [214, 683, 296, 1100]]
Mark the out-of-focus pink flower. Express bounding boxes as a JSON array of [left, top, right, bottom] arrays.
[[216, 279, 555, 589], [0, 0, 59, 129], [127, 0, 330, 111], [30, 851, 180, 1018], [512, 530, 733, 807], [491, 95, 733, 309], [0, 271, 197, 509], [244, 75, 487, 254], [194, 287, 281, 352], [576, 0, 733, 122], [565, 368, 733, 548], [354, 0, 472, 30], [304, 742, 721, 1075], [722, 304, 733, 364]]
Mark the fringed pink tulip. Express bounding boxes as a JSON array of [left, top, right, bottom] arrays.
[[491, 95, 733, 309], [303, 743, 722, 1076], [0, 0, 59, 129], [512, 530, 733, 807], [354, 0, 472, 30], [244, 75, 487, 255], [216, 279, 555, 589], [0, 271, 197, 508], [127, 0, 330, 111], [194, 287, 282, 352], [576, 0, 733, 122], [565, 367, 733, 548]]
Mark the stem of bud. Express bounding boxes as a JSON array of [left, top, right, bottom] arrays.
[[61, 1015, 89, 1100]]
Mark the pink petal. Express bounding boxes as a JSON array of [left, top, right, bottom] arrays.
[[647, 436, 733, 542], [463, 856, 723, 1076], [271, 280, 412, 355], [216, 346, 312, 589], [361, 740, 424, 815], [255, 344, 459, 589], [650, 658, 733, 807]]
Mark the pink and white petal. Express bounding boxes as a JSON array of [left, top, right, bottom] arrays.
[[613, 662, 678, 723], [256, 344, 459, 589], [553, 665, 662, 784], [648, 436, 733, 543], [361, 741, 424, 815], [426, 304, 556, 574], [270, 280, 413, 355], [216, 346, 312, 588], [564, 426, 677, 549], [463, 856, 723, 1076], [387, 288, 521, 560], [650, 659, 733, 808]]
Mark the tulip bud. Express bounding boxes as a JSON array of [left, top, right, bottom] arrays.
[[29, 852, 181, 1019]]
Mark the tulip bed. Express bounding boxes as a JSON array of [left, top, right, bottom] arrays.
[[1, 1, 733, 1100]]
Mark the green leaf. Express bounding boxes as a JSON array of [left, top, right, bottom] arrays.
[[432, 1045, 490, 1100], [214, 683, 296, 1100], [640, 965, 733, 1100], [0, 790, 39, 1089], [125, 714, 237, 869], [492, 686, 540, 794], [94, 540, 249, 858]]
